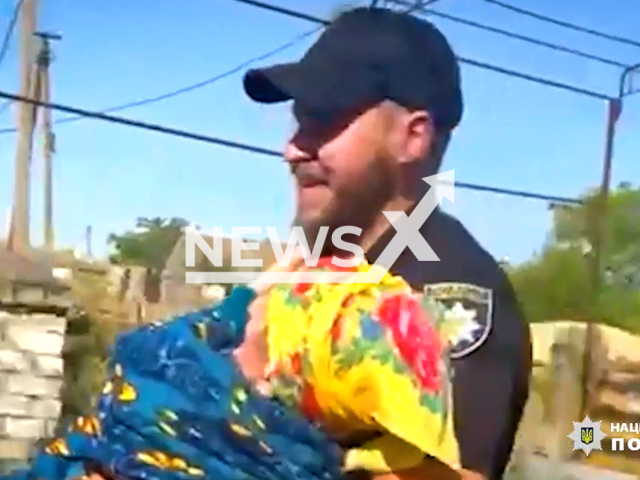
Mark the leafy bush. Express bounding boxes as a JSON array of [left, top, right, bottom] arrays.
[[61, 270, 130, 417]]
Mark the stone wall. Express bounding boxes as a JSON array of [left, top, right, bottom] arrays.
[[0, 310, 66, 470]]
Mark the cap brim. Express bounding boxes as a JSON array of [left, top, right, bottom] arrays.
[[243, 63, 303, 104], [244, 59, 384, 124]]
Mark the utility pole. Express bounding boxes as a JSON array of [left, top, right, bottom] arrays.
[[580, 62, 640, 421], [8, 0, 39, 254], [85, 225, 93, 258], [34, 31, 62, 251]]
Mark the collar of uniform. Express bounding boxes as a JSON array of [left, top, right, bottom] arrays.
[[365, 206, 439, 268]]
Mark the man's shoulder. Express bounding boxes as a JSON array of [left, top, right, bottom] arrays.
[[423, 209, 506, 287], [417, 211, 527, 358]]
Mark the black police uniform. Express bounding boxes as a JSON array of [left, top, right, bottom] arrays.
[[366, 208, 532, 480]]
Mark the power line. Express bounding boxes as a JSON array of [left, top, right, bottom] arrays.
[[0, 1, 617, 133], [483, 0, 640, 49], [0, 88, 584, 206], [0, 0, 25, 115], [0, 96, 12, 116], [400, 0, 445, 14], [0, 0, 23, 68], [0, 26, 321, 135], [387, 0, 630, 68], [230, 0, 613, 101]]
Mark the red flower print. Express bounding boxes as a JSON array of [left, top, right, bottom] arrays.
[[315, 256, 357, 272], [330, 294, 353, 344], [375, 293, 443, 393], [300, 381, 322, 420], [294, 281, 312, 296], [330, 315, 343, 343], [289, 351, 303, 375]]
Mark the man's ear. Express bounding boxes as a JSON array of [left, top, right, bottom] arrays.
[[399, 110, 435, 166]]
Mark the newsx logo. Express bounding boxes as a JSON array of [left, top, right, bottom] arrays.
[[184, 171, 455, 284]]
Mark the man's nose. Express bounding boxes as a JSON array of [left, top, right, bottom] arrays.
[[284, 141, 314, 164]]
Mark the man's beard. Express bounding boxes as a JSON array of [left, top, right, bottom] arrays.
[[292, 156, 398, 258]]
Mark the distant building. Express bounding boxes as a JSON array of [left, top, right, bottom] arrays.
[[162, 233, 286, 308], [0, 247, 70, 308]]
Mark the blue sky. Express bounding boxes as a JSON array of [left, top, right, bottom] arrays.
[[0, 0, 639, 263]]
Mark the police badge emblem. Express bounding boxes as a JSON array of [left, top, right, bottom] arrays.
[[567, 416, 606, 456], [424, 282, 493, 359]]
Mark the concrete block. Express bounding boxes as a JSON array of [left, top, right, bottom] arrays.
[[0, 417, 45, 440], [45, 419, 58, 438], [0, 350, 29, 372], [30, 399, 61, 419], [0, 396, 29, 417], [35, 355, 64, 377], [0, 351, 63, 377], [0, 438, 31, 461], [0, 312, 64, 448], [19, 315, 67, 335], [4, 326, 64, 356], [0, 395, 61, 419], [2, 374, 62, 398]]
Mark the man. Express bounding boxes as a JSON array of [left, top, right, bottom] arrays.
[[243, 7, 532, 480]]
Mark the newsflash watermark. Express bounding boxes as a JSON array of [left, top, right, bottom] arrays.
[[185, 170, 454, 284]]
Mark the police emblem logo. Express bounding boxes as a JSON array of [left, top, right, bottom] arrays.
[[568, 416, 606, 456], [423, 282, 493, 359], [581, 427, 594, 445]]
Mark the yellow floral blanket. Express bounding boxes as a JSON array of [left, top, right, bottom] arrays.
[[264, 259, 460, 473]]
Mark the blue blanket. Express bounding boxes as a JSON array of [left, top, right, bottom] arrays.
[[4, 286, 344, 480]]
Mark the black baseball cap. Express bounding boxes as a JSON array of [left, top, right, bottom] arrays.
[[243, 7, 463, 130]]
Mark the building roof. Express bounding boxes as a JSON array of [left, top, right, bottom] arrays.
[[164, 233, 285, 281]]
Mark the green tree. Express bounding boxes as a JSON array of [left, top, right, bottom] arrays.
[[551, 183, 640, 268], [509, 246, 592, 324], [108, 217, 188, 270], [509, 184, 640, 331]]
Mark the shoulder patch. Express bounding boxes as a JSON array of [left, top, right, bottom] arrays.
[[423, 282, 493, 359]]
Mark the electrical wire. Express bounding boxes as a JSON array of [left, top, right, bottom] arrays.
[[0, 0, 23, 68], [0, 96, 12, 115], [0, 0, 25, 115], [0, 26, 321, 135], [230, 0, 613, 101], [0, 88, 584, 206], [387, 0, 630, 68], [483, 0, 640, 49], [1, 1, 618, 132], [0, 0, 600, 207], [402, 0, 444, 14]]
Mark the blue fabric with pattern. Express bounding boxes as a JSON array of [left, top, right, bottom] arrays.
[[2, 286, 344, 480]]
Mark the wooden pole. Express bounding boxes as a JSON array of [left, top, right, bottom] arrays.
[[8, 0, 38, 254], [34, 32, 59, 251]]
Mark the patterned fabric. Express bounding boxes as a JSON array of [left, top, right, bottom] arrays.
[[265, 258, 459, 473], [2, 287, 344, 480], [1, 258, 460, 480]]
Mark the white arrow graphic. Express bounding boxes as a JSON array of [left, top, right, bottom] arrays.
[[354, 170, 455, 283]]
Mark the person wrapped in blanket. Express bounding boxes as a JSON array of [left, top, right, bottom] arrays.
[[3, 258, 461, 480]]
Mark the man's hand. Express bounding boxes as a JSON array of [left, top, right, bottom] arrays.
[[371, 456, 462, 480], [235, 249, 306, 384], [459, 469, 486, 480]]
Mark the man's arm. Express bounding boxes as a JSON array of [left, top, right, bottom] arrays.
[[452, 282, 532, 480], [371, 457, 462, 480]]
